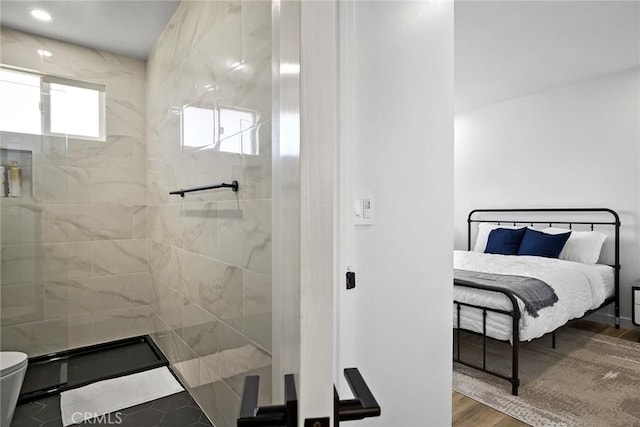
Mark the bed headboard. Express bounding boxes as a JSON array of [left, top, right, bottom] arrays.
[[467, 208, 620, 256], [467, 207, 621, 325]]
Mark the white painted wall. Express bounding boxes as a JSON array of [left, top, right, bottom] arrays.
[[337, 1, 454, 426], [454, 68, 640, 325]]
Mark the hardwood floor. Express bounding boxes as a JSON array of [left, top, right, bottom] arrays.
[[452, 320, 640, 426], [568, 318, 640, 342]]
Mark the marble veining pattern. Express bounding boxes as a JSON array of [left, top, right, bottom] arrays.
[[146, 1, 272, 424], [1, 28, 149, 357], [1, 283, 44, 326], [2, 3, 272, 422], [92, 239, 148, 275]]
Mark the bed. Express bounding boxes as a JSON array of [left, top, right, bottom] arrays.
[[453, 208, 620, 396]]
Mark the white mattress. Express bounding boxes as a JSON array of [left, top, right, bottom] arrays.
[[593, 263, 615, 298], [453, 250, 613, 342]]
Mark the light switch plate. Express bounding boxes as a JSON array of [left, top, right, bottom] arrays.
[[354, 190, 374, 226]]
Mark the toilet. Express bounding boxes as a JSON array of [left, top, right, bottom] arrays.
[[1, 352, 28, 426]]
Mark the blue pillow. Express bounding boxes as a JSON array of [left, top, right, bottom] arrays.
[[517, 228, 571, 258], [484, 227, 527, 255]]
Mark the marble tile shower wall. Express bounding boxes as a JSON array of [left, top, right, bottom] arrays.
[[0, 29, 150, 356], [146, 2, 272, 426]]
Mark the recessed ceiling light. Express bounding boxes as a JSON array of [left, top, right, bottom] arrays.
[[37, 49, 52, 57], [30, 9, 52, 22]]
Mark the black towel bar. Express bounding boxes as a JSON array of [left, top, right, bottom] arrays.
[[169, 180, 239, 197]]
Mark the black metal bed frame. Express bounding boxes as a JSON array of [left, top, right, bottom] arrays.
[[454, 208, 620, 396]]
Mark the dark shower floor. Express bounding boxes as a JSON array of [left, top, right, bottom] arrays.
[[20, 336, 167, 402], [12, 390, 212, 427], [12, 335, 212, 426]]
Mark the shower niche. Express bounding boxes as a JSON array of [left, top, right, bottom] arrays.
[[0, 148, 33, 200]]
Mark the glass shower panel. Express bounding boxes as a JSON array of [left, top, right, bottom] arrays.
[[1, 131, 69, 395]]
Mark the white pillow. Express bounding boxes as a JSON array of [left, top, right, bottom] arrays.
[[473, 223, 523, 252], [541, 227, 607, 264]]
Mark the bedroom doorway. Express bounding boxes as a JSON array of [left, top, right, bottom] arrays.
[[452, 0, 640, 425]]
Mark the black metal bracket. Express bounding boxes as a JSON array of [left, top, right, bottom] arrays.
[[170, 180, 239, 197], [238, 374, 297, 427], [334, 368, 381, 425], [633, 286, 640, 327], [346, 271, 356, 290]]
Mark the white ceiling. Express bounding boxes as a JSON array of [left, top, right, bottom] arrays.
[[0, 0, 180, 59], [1, 1, 637, 100], [455, 0, 640, 113]]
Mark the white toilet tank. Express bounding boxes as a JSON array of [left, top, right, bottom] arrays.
[[0, 352, 28, 427]]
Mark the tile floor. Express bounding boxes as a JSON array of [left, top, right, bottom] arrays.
[[12, 391, 213, 427]]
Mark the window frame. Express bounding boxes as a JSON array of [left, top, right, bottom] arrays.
[[180, 103, 218, 151], [180, 102, 260, 155], [0, 65, 106, 141], [218, 105, 259, 156]]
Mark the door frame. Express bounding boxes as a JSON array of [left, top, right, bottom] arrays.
[[272, 0, 338, 424]]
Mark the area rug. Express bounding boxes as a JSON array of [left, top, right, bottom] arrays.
[[453, 328, 640, 427], [60, 367, 183, 426]]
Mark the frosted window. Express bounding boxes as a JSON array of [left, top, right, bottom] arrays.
[[182, 106, 215, 149], [219, 108, 257, 155], [181, 105, 258, 155], [0, 69, 41, 135], [50, 83, 101, 138], [0, 68, 104, 140]]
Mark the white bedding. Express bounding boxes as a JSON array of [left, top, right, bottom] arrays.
[[453, 250, 613, 341]]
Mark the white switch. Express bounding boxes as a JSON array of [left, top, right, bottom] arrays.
[[354, 191, 374, 226], [362, 198, 373, 219]]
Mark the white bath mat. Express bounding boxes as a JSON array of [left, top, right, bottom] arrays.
[[60, 367, 184, 426]]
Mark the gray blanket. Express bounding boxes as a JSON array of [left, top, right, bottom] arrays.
[[454, 269, 559, 318]]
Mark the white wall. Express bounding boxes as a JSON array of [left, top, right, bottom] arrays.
[[454, 68, 640, 324], [337, 1, 454, 426]]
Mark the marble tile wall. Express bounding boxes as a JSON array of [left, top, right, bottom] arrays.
[[0, 29, 149, 356], [146, 2, 272, 425]]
